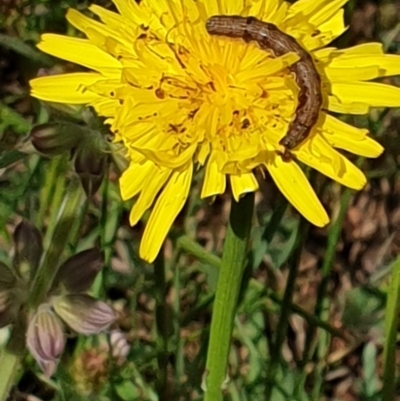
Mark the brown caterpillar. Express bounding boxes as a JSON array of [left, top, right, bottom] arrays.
[[205, 15, 322, 159]]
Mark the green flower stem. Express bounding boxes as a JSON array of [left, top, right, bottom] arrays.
[[265, 219, 308, 400], [29, 179, 84, 308], [204, 193, 254, 401]]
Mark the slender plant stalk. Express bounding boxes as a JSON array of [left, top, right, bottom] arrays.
[[36, 156, 65, 229], [382, 257, 400, 401], [262, 198, 287, 243], [204, 193, 254, 401], [320, 189, 352, 282], [265, 219, 308, 400], [29, 179, 84, 308], [267, 292, 346, 339], [300, 188, 353, 394], [154, 251, 171, 400], [173, 259, 185, 394], [41, 167, 68, 249], [177, 235, 222, 267]]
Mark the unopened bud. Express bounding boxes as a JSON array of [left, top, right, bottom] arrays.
[[53, 294, 115, 335], [13, 220, 43, 281], [0, 261, 16, 291], [109, 330, 130, 363], [26, 304, 66, 377], [53, 248, 103, 293], [30, 122, 85, 156], [74, 141, 107, 197]]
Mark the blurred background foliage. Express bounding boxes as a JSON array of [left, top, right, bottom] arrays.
[[0, 0, 400, 400]]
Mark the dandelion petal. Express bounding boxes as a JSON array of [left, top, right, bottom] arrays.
[[140, 164, 193, 262], [266, 155, 329, 227]]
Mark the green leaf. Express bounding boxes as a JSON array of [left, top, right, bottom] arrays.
[[0, 150, 26, 169], [362, 341, 379, 398], [115, 381, 139, 401], [0, 34, 52, 65]]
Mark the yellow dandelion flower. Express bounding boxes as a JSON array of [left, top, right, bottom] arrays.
[[30, 0, 400, 262]]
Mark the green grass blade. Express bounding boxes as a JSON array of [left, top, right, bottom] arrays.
[[382, 257, 400, 401]]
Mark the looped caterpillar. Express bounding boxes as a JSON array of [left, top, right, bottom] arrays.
[[205, 15, 323, 160]]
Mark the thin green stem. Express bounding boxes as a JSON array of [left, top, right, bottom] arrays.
[[262, 198, 287, 243], [154, 251, 171, 401], [265, 219, 308, 400], [36, 156, 65, 229], [301, 189, 352, 373], [177, 235, 222, 267], [382, 257, 400, 401], [204, 193, 254, 401], [173, 260, 184, 394], [29, 179, 84, 308], [321, 189, 353, 278], [267, 292, 346, 340]]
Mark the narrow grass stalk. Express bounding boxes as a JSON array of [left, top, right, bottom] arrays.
[[301, 189, 352, 364], [320, 189, 353, 279], [382, 257, 400, 401], [265, 219, 308, 400], [204, 193, 254, 401], [302, 189, 353, 396], [173, 261, 184, 394], [154, 251, 171, 400]]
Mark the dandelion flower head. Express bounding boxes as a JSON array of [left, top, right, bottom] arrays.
[[31, 0, 400, 262]]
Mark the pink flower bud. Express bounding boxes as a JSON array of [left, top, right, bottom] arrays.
[[53, 294, 116, 335], [26, 304, 66, 377]]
